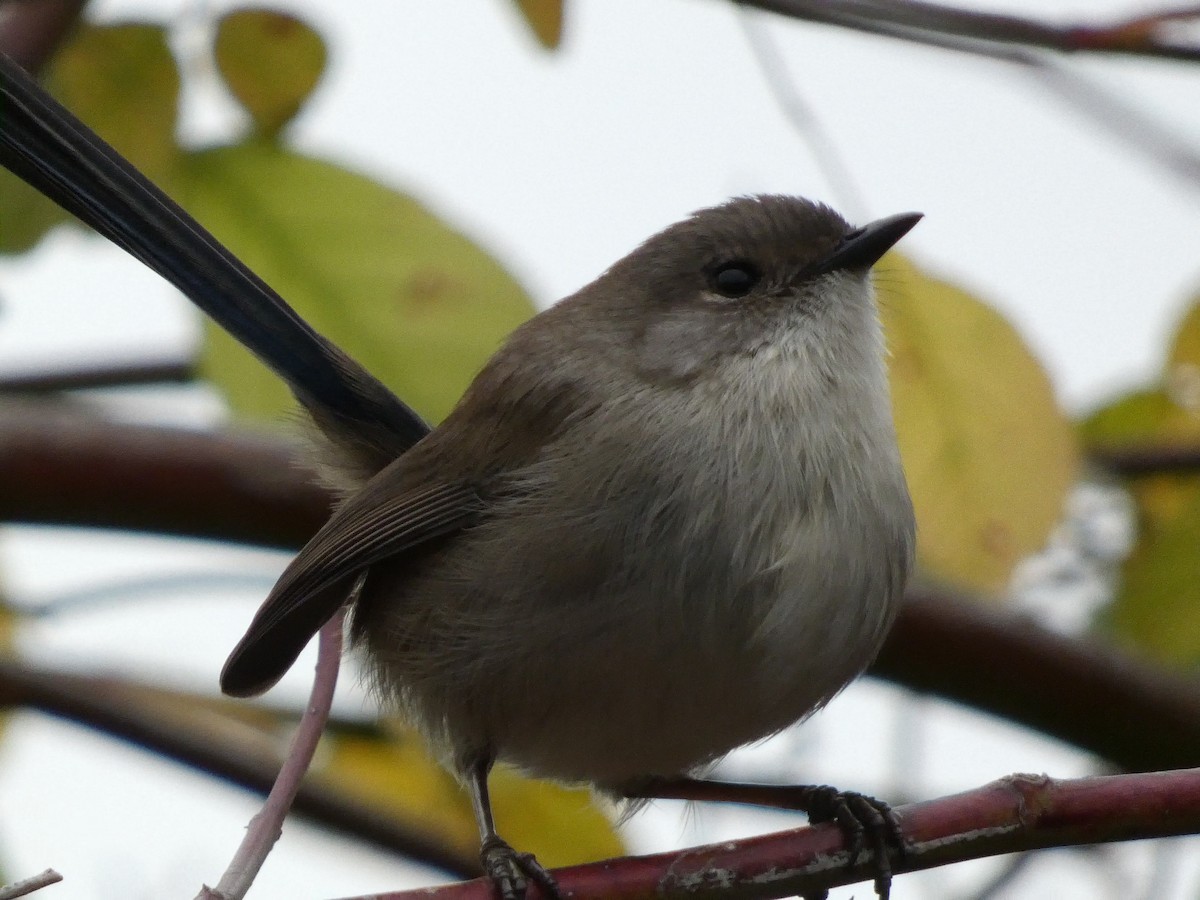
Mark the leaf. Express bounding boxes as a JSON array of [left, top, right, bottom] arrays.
[[1080, 387, 1198, 448], [46, 22, 181, 185], [178, 141, 536, 425], [321, 723, 623, 867], [0, 22, 181, 252], [1080, 306, 1200, 665], [510, 0, 564, 49], [1167, 293, 1200, 370], [879, 254, 1080, 593], [214, 8, 327, 138], [486, 766, 624, 867], [1165, 294, 1200, 418], [0, 170, 71, 252], [1080, 286, 1200, 528], [321, 727, 478, 858], [1103, 487, 1200, 667]]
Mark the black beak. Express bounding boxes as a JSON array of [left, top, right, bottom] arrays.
[[814, 212, 923, 275]]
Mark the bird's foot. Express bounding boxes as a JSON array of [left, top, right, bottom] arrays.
[[479, 836, 562, 900], [800, 785, 904, 900]]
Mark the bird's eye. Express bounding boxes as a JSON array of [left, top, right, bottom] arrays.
[[711, 261, 761, 298]]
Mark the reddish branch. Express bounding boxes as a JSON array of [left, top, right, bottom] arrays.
[[335, 768, 1200, 899], [875, 594, 1200, 772], [0, 399, 331, 547], [737, 0, 1200, 63]]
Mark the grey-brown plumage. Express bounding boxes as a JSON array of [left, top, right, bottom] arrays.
[[222, 196, 917, 793]]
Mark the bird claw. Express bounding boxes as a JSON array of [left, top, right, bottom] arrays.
[[802, 785, 905, 900], [479, 836, 562, 900]]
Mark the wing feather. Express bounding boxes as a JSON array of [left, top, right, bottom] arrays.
[[221, 478, 483, 697]]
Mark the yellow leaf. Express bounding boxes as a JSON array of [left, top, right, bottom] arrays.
[[320, 723, 623, 867], [177, 141, 536, 425], [879, 254, 1080, 592], [322, 727, 478, 859], [487, 766, 623, 868], [214, 8, 327, 138], [510, 0, 564, 49]]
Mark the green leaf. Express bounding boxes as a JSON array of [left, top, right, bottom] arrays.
[[1165, 293, 1200, 418], [0, 170, 71, 252], [1103, 487, 1200, 668], [321, 723, 623, 867], [1, 22, 181, 252], [214, 8, 327, 139], [510, 0, 565, 49], [179, 140, 536, 425], [1167, 293, 1200, 372], [1083, 385, 1200, 530], [880, 254, 1080, 593], [1080, 302, 1200, 665], [46, 22, 181, 185], [1080, 388, 1191, 448]]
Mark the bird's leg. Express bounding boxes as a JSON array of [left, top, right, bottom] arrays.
[[624, 776, 904, 900], [467, 757, 562, 900]]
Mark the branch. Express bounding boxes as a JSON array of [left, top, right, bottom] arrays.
[[0, 0, 87, 74], [1090, 444, 1200, 477], [0, 398, 330, 548], [738, 1, 1200, 191], [0, 869, 63, 900], [336, 768, 1200, 899], [0, 358, 196, 393], [872, 593, 1200, 772], [202, 609, 345, 900], [0, 657, 477, 879], [736, 0, 1200, 63]]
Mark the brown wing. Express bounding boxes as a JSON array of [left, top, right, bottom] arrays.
[[220, 474, 483, 697]]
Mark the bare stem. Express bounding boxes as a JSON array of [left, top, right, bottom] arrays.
[[0, 869, 64, 900], [200, 608, 346, 900]]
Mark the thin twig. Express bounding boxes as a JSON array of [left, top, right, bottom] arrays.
[[0, 869, 63, 900], [201, 608, 347, 900], [737, 0, 1200, 192], [736, 0, 1200, 63], [0, 359, 196, 393], [735, 9, 871, 220]]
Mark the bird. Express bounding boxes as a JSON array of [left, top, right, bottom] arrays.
[[0, 51, 917, 900]]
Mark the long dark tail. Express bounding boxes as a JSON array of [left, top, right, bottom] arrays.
[[0, 53, 430, 468]]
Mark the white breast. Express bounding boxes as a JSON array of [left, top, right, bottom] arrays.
[[474, 305, 914, 786]]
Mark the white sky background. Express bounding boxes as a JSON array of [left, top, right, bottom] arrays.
[[0, 1, 1199, 898]]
